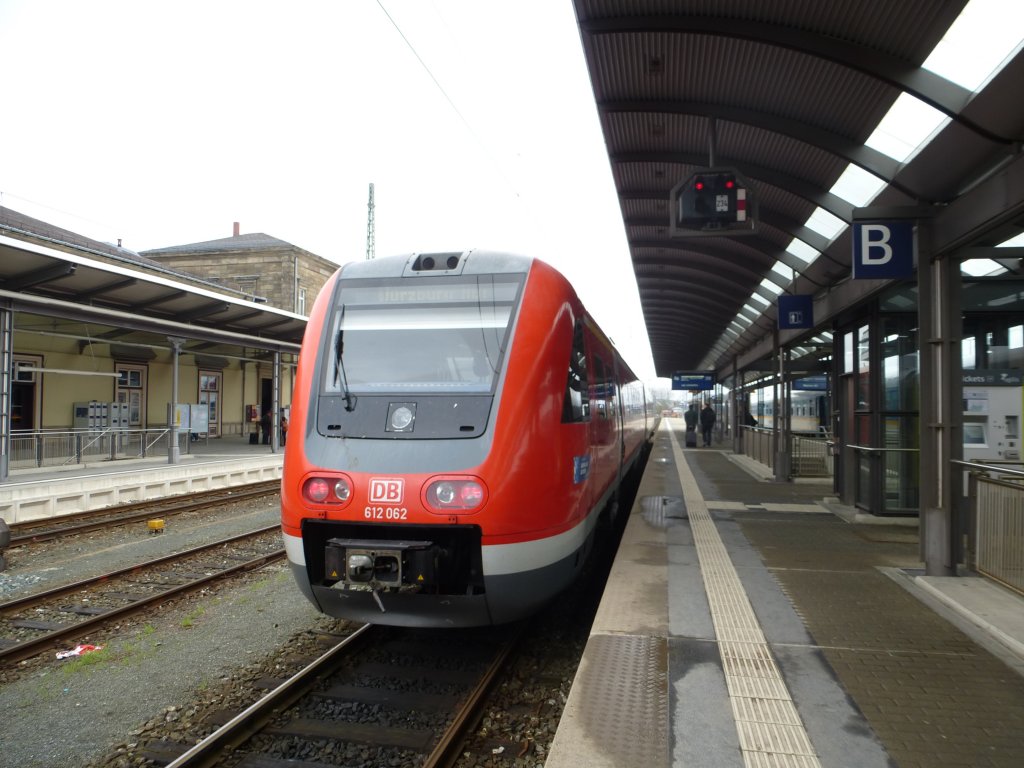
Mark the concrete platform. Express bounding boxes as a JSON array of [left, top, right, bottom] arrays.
[[547, 421, 1024, 768], [0, 436, 282, 524]]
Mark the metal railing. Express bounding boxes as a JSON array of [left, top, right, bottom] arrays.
[[792, 434, 832, 477], [742, 426, 774, 470], [958, 460, 1024, 595], [740, 427, 833, 479], [8, 428, 186, 470]]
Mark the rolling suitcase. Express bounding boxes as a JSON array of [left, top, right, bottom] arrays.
[[685, 428, 697, 448]]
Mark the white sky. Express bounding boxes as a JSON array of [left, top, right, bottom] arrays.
[[0, 0, 659, 381]]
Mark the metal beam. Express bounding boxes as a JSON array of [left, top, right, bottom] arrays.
[[3, 262, 77, 291], [601, 99, 905, 187], [581, 15, 1014, 145], [613, 151, 856, 221]]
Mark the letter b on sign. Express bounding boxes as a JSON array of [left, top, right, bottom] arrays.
[[852, 220, 914, 279]]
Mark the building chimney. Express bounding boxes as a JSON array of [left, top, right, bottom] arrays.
[[233, 221, 240, 237]]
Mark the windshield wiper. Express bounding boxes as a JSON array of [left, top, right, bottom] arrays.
[[334, 306, 357, 412]]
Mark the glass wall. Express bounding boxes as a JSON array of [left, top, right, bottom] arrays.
[[879, 316, 919, 514]]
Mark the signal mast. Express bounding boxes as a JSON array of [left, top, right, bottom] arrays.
[[365, 183, 376, 260]]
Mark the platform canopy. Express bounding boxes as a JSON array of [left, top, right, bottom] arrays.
[[572, 0, 1024, 377], [0, 233, 304, 361]]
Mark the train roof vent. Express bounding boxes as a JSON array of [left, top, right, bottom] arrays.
[[410, 252, 464, 273]]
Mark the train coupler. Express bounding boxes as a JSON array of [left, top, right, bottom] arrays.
[[324, 537, 437, 590]]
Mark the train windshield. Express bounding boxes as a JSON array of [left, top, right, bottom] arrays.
[[323, 275, 522, 394]]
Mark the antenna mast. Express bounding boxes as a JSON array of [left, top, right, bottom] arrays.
[[365, 183, 376, 260]]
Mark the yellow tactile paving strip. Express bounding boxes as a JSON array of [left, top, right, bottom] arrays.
[[667, 421, 822, 768]]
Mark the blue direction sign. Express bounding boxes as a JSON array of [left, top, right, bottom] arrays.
[[672, 371, 715, 391], [778, 294, 813, 329], [852, 221, 914, 279], [793, 375, 828, 391]]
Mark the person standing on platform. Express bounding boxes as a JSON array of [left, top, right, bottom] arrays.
[[683, 402, 699, 447], [260, 408, 272, 445], [684, 403, 698, 431], [700, 401, 716, 447]]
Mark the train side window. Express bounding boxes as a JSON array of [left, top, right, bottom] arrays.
[[593, 357, 607, 419], [562, 320, 590, 423]]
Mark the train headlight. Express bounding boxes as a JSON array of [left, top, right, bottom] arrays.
[[387, 402, 416, 432], [439, 482, 460, 504], [334, 479, 351, 502], [425, 477, 486, 512]]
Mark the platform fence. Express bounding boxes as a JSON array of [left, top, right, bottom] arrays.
[[965, 463, 1024, 595], [8, 428, 185, 469], [740, 427, 833, 479]]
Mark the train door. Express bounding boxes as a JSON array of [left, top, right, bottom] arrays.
[[589, 350, 619, 506]]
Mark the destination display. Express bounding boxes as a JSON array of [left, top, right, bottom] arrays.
[[672, 371, 715, 391]]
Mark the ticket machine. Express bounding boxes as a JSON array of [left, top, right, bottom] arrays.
[[962, 370, 1023, 463]]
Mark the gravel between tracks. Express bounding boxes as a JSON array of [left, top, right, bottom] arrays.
[[0, 499, 336, 768], [1, 494, 600, 768]]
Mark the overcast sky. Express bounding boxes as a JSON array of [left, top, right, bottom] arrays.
[[0, 1, 658, 381]]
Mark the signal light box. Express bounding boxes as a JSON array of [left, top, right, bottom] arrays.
[[670, 167, 757, 238]]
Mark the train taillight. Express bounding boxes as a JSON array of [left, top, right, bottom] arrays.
[[302, 475, 352, 505]]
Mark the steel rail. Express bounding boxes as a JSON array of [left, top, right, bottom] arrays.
[[423, 621, 526, 768], [0, 534, 285, 666], [0, 524, 281, 612], [164, 624, 374, 768], [160, 622, 524, 768]]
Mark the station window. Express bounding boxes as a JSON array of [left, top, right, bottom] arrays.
[[199, 370, 222, 437], [116, 364, 146, 427], [235, 275, 259, 297]]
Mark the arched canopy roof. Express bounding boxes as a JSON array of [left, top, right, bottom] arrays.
[[572, 0, 1024, 377]]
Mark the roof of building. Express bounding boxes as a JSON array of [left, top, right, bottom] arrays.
[[141, 232, 307, 257], [0, 205, 164, 270], [0, 206, 248, 298], [0, 208, 307, 352]]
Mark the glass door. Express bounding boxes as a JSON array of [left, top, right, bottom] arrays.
[[879, 316, 920, 514], [199, 371, 222, 437]]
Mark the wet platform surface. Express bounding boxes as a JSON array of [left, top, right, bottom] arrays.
[[548, 421, 1024, 768]]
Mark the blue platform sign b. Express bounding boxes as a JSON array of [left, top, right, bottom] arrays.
[[852, 221, 914, 279]]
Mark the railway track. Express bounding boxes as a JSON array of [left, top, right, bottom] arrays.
[[6, 480, 281, 546], [0, 526, 284, 666], [136, 622, 524, 768]]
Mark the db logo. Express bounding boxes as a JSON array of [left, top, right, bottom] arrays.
[[369, 478, 404, 504]]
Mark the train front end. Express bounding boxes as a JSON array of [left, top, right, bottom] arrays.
[[282, 251, 546, 627]]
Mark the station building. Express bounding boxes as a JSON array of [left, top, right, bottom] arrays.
[[0, 206, 338, 480]]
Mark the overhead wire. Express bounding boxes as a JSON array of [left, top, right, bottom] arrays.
[[374, 1, 522, 201]]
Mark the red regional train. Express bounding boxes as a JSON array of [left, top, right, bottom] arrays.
[[281, 250, 654, 627]]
